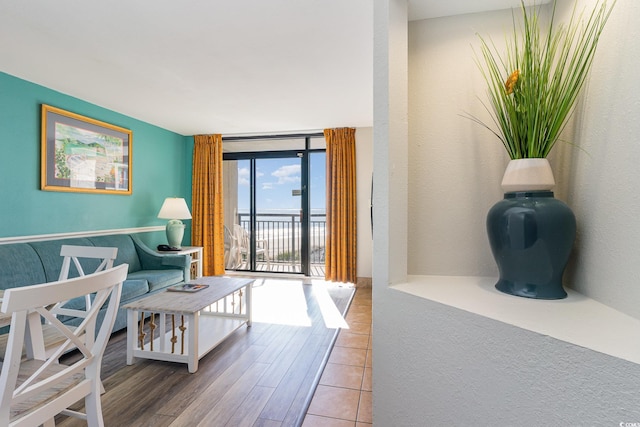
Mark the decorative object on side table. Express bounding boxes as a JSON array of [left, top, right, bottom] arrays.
[[158, 197, 192, 249], [468, 0, 615, 299], [167, 283, 209, 292]]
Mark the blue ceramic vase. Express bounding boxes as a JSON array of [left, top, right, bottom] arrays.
[[486, 191, 576, 299]]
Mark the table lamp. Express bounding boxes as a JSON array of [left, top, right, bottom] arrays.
[[157, 197, 192, 249]]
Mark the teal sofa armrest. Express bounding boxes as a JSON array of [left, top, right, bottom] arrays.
[[130, 235, 190, 281]]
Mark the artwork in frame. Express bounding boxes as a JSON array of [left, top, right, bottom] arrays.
[[41, 104, 132, 195]]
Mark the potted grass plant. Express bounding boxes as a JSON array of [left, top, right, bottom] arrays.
[[469, 0, 615, 191], [469, 0, 616, 299]]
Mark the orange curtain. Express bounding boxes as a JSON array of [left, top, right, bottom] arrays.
[[192, 134, 225, 276], [324, 128, 357, 284]]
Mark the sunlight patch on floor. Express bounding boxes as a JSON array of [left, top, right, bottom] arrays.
[[312, 280, 350, 330], [251, 279, 312, 326]]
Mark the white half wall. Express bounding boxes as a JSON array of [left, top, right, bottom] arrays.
[[375, 288, 640, 426]]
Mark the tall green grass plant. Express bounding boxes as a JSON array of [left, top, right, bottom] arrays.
[[467, 0, 615, 159]]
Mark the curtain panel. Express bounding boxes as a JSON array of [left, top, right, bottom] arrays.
[[192, 134, 225, 276], [324, 128, 357, 284]]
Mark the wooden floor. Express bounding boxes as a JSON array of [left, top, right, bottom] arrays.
[[57, 277, 355, 427]]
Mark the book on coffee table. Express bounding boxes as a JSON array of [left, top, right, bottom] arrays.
[[167, 284, 209, 293]]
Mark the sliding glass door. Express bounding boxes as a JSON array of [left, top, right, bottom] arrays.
[[222, 134, 325, 276], [256, 156, 302, 272]]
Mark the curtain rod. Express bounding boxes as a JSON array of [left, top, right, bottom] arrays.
[[222, 132, 324, 142]]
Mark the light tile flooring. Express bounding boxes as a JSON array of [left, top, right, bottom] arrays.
[[303, 287, 373, 426]]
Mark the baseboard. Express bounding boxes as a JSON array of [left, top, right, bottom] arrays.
[[356, 276, 372, 288]]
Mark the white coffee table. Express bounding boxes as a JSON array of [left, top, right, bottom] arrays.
[[124, 276, 253, 373]]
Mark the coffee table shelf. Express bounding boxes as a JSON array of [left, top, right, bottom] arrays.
[[124, 277, 254, 373]]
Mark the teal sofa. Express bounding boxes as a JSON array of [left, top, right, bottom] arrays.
[[0, 234, 190, 333]]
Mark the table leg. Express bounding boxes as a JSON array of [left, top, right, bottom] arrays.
[[126, 309, 136, 365], [187, 312, 199, 373], [245, 283, 253, 327]]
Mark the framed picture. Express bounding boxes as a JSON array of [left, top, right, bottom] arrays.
[[41, 104, 132, 195]]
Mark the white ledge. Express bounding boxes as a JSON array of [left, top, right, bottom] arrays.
[[392, 275, 640, 365]]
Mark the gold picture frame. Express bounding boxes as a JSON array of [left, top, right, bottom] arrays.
[[41, 104, 132, 195]]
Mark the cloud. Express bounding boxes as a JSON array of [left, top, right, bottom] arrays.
[[238, 167, 250, 186], [262, 182, 274, 190], [238, 167, 264, 186], [272, 164, 301, 184]]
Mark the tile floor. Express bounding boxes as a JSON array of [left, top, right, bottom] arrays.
[[303, 286, 373, 426]]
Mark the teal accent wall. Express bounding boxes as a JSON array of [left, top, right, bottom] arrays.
[[0, 72, 192, 245]]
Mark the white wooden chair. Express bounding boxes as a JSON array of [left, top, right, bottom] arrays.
[[233, 224, 271, 270], [224, 225, 240, 270], [0, 245, 119, 362], [52, 245, 119, 330], [0, 264, 127, 427]]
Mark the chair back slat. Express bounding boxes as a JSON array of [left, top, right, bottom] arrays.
[[57, 245, 118, 281], [53, 245, 118, 329], [1, 265, 124, 313]]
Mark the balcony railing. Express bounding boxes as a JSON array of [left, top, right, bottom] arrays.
[[234, 212, 326, 275]]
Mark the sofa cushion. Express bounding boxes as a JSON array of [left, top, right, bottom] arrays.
[[0, 243, 46, 289], [127, 269, 183, 292], [88, 235, 142, 273], [119, 279, 151, 303], [28, 238, 97, 282]]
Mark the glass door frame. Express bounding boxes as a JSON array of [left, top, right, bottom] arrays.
[[223, 134, 325, 276]]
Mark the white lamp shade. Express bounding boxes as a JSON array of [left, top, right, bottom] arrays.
[[157, 198, 192, 220]]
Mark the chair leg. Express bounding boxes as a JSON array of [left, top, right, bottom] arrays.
[[85, 382, 105, 427], [266, 244, 270, 268]]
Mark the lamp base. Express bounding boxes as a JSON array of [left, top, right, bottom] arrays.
[[165, 219, 186, 249]]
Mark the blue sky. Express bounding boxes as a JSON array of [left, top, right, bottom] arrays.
[[237, 154, 326, 213]]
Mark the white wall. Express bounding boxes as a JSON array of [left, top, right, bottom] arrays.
[[408, 8, 512, 276], [356, 127, 373, 279], [222, 161, 238, 227], [373, 0, 409, 288], [373, 0, 640, 425], [553, 0, 640, 320], [372, 0, 410, 424]]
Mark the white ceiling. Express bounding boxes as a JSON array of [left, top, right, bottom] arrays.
[[0, 1, 545, 136]]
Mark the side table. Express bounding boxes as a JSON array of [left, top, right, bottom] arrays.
[[156, 246, 203, 279]]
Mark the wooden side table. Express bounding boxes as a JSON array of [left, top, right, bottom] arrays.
[[157, 246, 203, 279]]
